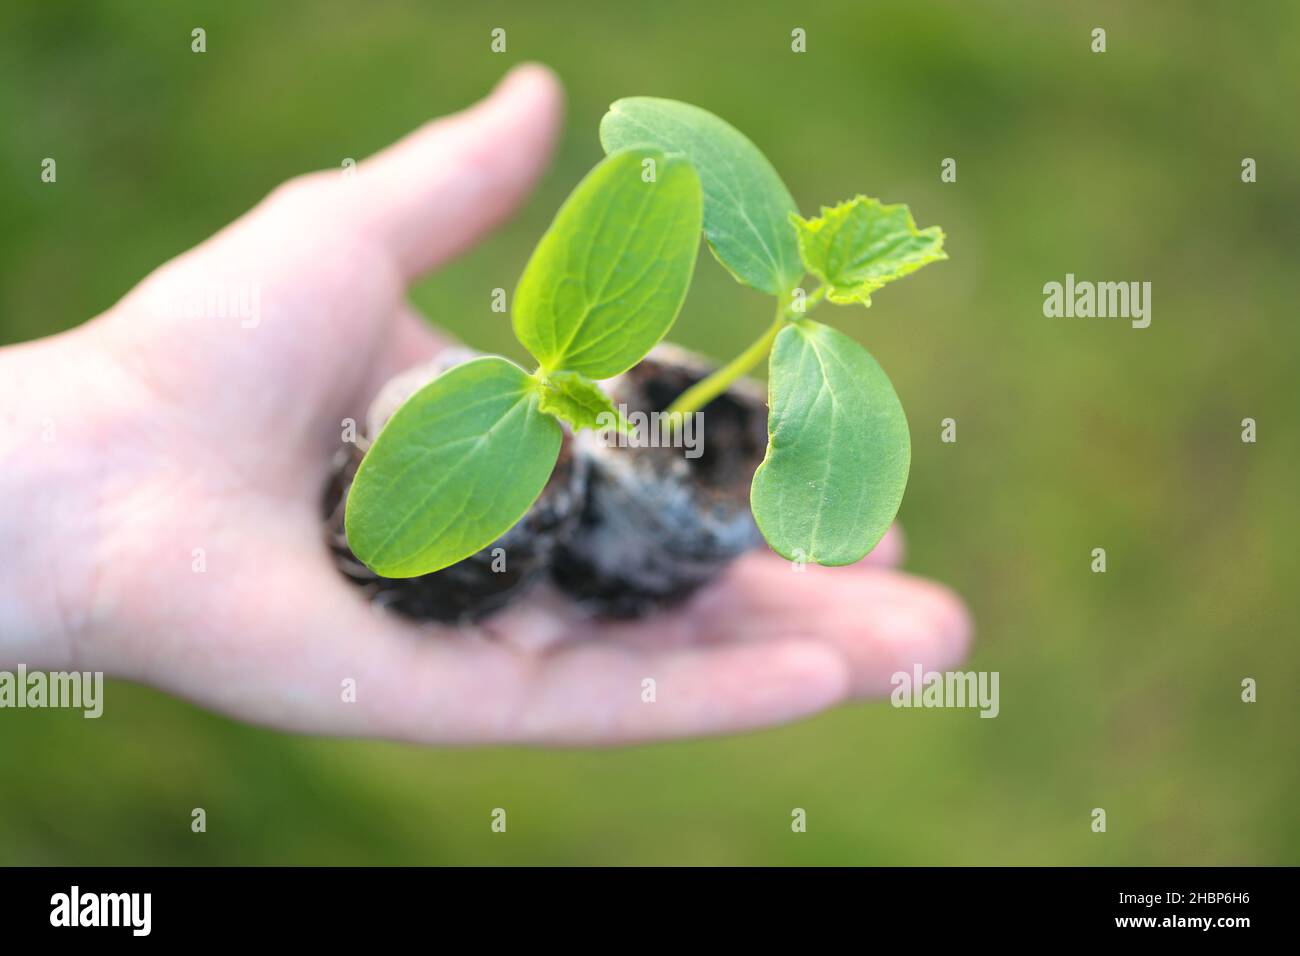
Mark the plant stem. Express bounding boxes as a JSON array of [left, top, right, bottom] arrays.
[[665, 286, 823, 417]]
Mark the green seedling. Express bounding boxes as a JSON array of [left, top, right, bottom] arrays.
[[345, 147, 702, 577], [346, 98, 946, 579], [600, 97, 945, 565]]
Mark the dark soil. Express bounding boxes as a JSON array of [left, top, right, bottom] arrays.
[[324, 344, 768, 625], [323, 438, 585, 624], [548, 344, 769, 618], [322, 349, 586, 625]]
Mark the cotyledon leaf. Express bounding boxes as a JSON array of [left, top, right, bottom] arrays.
[[792, 196, 947, 306], [513, 148, 702, 380], [600, 97, 803, 296], [751, 320, 911, 566], [344, 356, 561, 578]]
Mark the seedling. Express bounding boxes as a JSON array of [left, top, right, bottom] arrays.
[[345, 98, 946, 581], [600, 98, 946, 566]]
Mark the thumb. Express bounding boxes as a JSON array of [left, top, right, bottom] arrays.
[[344, 63, 564, 281]]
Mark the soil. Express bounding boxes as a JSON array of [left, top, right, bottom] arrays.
[[322, 348, 586, 624], [323, 343, 768, 624], [548, 344, 769, 618], [323, 437, 585, 624]]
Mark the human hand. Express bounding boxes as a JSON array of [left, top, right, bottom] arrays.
[[0, 64, 971, 745]]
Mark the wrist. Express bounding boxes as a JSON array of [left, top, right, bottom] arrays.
[[0, 325, 134, 669]]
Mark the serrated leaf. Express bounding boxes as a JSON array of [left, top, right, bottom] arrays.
[[751, 320, 910, 566], [345, 357, 561, 578], [600, 97, 803, 296], [513, 148, 702, 380], [537, 371, 630, 434], [791, 196, 946, 306]]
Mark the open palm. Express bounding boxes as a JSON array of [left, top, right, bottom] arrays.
[[7, 65, 970, 745]]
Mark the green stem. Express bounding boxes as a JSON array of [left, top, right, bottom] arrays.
[[665, 286, 823, 417]]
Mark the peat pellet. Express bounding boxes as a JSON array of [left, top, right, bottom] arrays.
[[549, 344, 769, 618], [323, 350, 587, 625]]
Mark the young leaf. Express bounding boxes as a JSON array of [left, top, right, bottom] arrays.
[[600, 97, 803, 296], [537, 371, 630, 434], [513, 148, 702, 380], [345, 357, 561, 578], [751, 320, 910, 566], [791, 196, 946, 306]]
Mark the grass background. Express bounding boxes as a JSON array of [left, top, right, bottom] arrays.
[[2, 0, 1297, 864]]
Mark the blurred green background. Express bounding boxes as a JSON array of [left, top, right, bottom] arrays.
[[2, 0, 1297, 865]]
